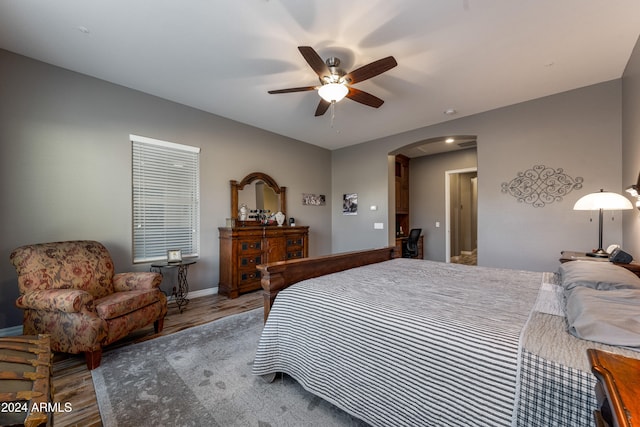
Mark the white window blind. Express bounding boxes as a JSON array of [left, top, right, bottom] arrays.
[[131, 134, 200, 263]]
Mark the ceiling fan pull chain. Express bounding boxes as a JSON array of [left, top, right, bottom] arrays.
[[330, 101, 336, 127]]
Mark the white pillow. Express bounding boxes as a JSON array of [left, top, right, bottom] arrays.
[[565, 286, 640, 347], [559, 260, 640, 291]]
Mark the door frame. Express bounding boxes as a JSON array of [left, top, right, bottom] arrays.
[[445, 167, 478, 263]]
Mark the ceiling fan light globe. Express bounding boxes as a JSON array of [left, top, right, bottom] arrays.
[[318, 83, 348, 103]]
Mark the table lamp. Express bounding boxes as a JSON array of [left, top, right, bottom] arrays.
[[573, 189, 633, 257]]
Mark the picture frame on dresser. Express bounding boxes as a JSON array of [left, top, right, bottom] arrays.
[[167, 249, 182, 263]]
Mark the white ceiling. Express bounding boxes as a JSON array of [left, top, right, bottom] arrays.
[[1, 1, 639, 151]]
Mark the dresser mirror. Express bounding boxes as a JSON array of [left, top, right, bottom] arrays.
[[230, 172, 287, 222], [238, 181, 279, 212]]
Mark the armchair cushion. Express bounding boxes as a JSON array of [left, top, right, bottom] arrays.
[[113, 272, 162, 292], [95, 289, 165, 320], [16, 289, 94, 313], [10, 241, 116, 298], [22, 309, 107, 354]]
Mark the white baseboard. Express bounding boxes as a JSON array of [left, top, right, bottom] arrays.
[[0, 287, 218, 337], [167, 286, 217, 301], [189, 286, 217, 299]]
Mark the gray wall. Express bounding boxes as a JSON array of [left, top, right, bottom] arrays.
[[622, 36, 640, 256], [0, 50, 333, 329], [331, 80, 627, 273], [331, 143, 391, 251]]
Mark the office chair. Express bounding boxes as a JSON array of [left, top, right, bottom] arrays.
[[403, 228, 422, 258]]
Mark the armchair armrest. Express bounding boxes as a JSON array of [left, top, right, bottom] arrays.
[[16, 289, 95, 313], [113, 272, 162, 292]]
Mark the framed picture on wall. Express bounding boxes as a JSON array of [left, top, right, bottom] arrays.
[[343, 193, 358, 215], [302, 193, 326, 206]]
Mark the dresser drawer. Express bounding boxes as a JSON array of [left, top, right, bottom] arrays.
[[238, 239, 262, 253], [238, 254, 262, 268], [238, 265, 261, 293], [238, 267, 260, 284], [286, 236, 305, 248], [286, 235, 305, 260], [286, 250, 305, 260]]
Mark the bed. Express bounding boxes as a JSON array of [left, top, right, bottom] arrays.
[[252, 248, 640, 426]]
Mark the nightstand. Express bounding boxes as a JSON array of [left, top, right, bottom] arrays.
[[559, 250, 640, 278], [588, 349, 640, 427]]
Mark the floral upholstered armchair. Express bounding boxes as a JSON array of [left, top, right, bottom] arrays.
[[9, 240, 168, 370]]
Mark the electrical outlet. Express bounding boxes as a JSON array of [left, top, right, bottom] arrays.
[[374, 222, 384, 230]]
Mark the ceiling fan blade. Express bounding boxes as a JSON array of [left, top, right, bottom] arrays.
[[298, 46, 331, 79], [346, 87, 384, 108], [315, 99, 331, 116], [344, 56, 397, 84], [268, 86, 316, 94]]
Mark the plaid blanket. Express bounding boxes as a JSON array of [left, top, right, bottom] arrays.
[[514, 349, 596, 426], [514, 273, 640, 426]]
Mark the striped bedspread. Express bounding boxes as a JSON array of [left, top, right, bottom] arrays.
[[252, 258, 544, 426]]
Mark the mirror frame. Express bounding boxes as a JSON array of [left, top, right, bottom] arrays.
[[230, 172, 287, 221]]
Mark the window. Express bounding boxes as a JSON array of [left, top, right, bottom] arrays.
[[131, 134, 200, 263]]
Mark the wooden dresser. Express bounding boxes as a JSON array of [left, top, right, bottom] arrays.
[[218, 226, 309, 298], [588, 349, 640, 427]]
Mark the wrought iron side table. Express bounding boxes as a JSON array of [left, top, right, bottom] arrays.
[[150, 260, 196, 313]]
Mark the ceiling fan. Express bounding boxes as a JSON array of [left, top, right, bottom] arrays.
[[268, 46, 398, 116]]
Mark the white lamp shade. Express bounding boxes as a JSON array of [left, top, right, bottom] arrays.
[[573, 191, 633, 210], [318, 83, 348, 103]]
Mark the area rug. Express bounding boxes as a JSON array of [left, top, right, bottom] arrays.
[[91, 308, 367, 426]]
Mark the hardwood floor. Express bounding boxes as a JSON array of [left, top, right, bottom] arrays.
[[51, 291, 263, 427], [450, 248, 477, 266]]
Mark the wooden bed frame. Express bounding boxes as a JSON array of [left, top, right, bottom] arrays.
[[257, 246, 396, 321]]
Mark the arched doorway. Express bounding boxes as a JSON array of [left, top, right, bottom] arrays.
[[389, 135, 478, 262]]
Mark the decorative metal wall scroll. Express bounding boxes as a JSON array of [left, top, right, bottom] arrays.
[[501, 165, 583, 207]]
